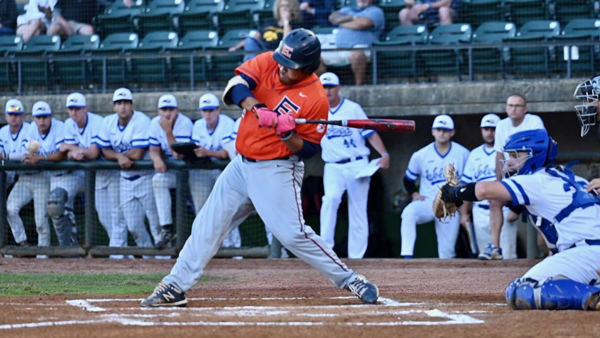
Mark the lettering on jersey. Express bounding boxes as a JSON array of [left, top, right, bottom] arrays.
[[325, 125, 352, 139], [274, 96, 300, 116], [425, 166, 461, 184], [114, 143, 132, 153], [281, 44, 294, 58], [473, 163, 496, 181]]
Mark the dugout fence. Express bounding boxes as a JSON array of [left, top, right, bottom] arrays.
[[0, 159, 275, 258]]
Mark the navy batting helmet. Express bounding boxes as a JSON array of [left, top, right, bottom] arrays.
[[273, 28, 321, 74]]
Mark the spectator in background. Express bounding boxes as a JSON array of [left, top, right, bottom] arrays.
[[48, 0, 97, 38], [300, 0, 335, 28], [16, 0, 58, 42], [399, 0, 454, 26], [321, 0, 384, 85], [0, 0, 18, 35], [229, 0, 303, 61]]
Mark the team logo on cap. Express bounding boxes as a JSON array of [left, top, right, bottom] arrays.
[[36, 106, 46, 111], [162, 99, 171, 104], [281, 44, 294, 58], [485, 119, 493, 124], [202, 99, 210, 104], [118, 92, 127, 97], [438, 120, 447, 125]]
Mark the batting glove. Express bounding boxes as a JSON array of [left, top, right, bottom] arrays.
[[254, 105, 277, 128], [276, 114, 296, 137]]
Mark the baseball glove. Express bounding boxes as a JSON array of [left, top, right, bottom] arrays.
[[432, 163, 461, 220]]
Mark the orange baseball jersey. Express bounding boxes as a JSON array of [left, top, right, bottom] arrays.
[[234, 51, 329, 160]]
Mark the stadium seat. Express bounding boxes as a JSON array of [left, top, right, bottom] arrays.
[[554, 19, 600, 75], [61, 34, 101, 51], [504, 0, 548, 27], [206, 29, 248, 85], [136, 0, 185, 36], [95, 2, 143, 38], [256, 0, 276, 27], [51, 35, 101, 86], [379, 0, 405, 27], [0, 36, 23, 55], [128, 31, 179, 86], [166, 30, 220, 87], [458, 0, 503, 28], [213, 0, 264, 34], [336, 0, 357, 9], [10, 35, 61, 88], [552, 0, 596, 26], [0, 36, 23, 89], [90, 33, 140, 88], [471, 22, 516, 78], [373, 25, 428, 81], [418, 23, 472, 81], [507, 20, 560, 77], [176, 0, 224, 35]]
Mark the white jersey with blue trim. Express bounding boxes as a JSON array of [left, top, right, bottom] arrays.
[[321, 98, 373, 163], [63, 112, 104, 149], [0, 122, 30, 160], [501, 168, 600, 252], [461, 144, 497, 208], [494, 114, 545, 152], [405, 142, 470, 199], [149, 114, 193, 157], [23, 118, 64, 156], [96, 111, 151, 178], [192, 114, 235, 152]]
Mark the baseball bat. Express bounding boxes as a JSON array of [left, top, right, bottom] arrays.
[[294, 119, 416, 132]]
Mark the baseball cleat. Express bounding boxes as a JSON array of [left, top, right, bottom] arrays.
[[155, 227, 177, 250], [478, 244, 503, 260], [140, 282, 188, 307], [346, 274, 379, 304]]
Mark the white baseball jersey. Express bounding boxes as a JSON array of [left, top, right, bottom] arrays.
[[461, 144, 497, 208], [23, 118, 64, 156], [95, 111, 151, 178], [221, 118, 241, 160], [149, 114, 193, 157], [321, 98, 374, 163], [63, 112, 104, 149], [191, 114, 236, 152], [0, 122, 30, 160], [405, 142, 470, 199], [494, 114, 545, 152], [502, 167, 600, 252]]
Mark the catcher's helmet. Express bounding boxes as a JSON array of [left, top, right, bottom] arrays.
[[501, 129, 557, 176], [573, 76, 600, 137], [273, 28, 321, 74]]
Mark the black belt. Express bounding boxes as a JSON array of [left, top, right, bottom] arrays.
[[334, 156, 364, 164], [123, 175, 141, 181], [241, 155, 290, 163]]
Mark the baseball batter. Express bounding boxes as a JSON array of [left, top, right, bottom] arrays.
[[96, 88, 161, 249], [460, 114, 517, 259], [401, 114, 469, 259], [483, 94, 545, 260], [318, 72, 390, 259], [442, 129, 600, 310], [149, 94, 193, 249], [141, 29, 379, 307], [7, 101, 64, 248]]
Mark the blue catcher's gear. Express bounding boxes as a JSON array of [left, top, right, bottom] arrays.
[[573, 76, 600, 137], [506, 277, 600, 310], [501, 129, 557, 176]]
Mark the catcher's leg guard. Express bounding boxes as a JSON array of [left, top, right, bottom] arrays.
[[506, 277, 600, 310], [48, 188, 79, 246]]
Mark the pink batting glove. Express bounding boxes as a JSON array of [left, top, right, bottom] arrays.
[[255, 107, 277, 128], [276, 114, 296, 137]]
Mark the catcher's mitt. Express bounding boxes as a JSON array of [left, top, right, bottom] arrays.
[[432, 163, 461, 220]]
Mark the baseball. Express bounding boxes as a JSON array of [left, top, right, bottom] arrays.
[[27, 140, 40, 154]]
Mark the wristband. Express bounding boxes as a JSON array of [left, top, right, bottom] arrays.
[[455, 183, 479, 202], [252, 103, 267, 112], [279, 131, 294, 141], [381, 152, 390, 157]]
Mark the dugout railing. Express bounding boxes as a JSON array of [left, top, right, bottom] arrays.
[[2, 38, 599, 95], [0, 160, 273, 258]]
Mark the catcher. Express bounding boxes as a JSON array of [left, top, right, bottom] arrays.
[[435, 129, 600, 311]]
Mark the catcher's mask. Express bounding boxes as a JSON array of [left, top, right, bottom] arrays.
[[573, 76, 600, 137]]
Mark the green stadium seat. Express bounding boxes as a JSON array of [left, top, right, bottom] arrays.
[[471, 22, 516, 78], [95, 2, 143, 38], [213, 0, 264, 34], [553, 0, 595, 27], [379, 0, 405, 29], [90, 33, 140, 88], [256, 0, 276, 27], [61, 34, 101, 51], [176, 0, 225, 35], [50, 35, 101, 87], [374, 25, 428, 81], [206, 29, 248, 85], [505, 0, 548, 27], [128, 31, 179, 86], [336, 0, 357, 9], [458, 0, 503, 28], [507, 20, 560, 77], [554, 19, 600, 75], [10, 35, 61, 88], [136, 0, 185, 36], [0, 36, 23, 89], [418, 23, 472, 81], [166, 30, 220, 87]]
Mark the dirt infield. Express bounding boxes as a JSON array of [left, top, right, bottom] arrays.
[[1, 258, 599, 337]]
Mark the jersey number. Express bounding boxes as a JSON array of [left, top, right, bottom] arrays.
[[343, 138, 357, 148]]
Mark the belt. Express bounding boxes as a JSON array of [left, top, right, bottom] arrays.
[[54, 170, 73, 177], [477, 204, 490, 210], [123, 175, 141, 181], [333, 156, 364, 164], [241, 155, 290, 163]]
